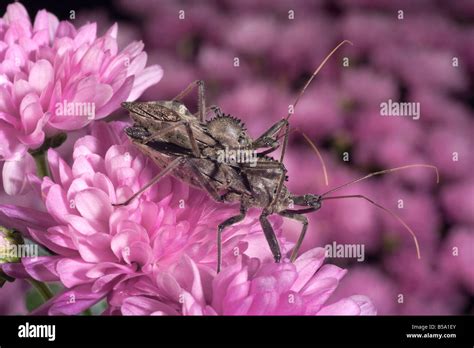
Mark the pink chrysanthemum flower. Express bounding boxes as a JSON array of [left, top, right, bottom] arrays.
[[0, 121, 292, 314], [0, 2, 162, 191], [120, 249, 376, 315]]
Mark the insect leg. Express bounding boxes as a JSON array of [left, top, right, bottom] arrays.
[[217, 205, 247, 273], [259, 211, 282, 263], [184, 122, 201, 157], [257, 119, 289, 140], [197, 80, 205, 122], [278, 210, 309, 262], [194, 105, 228, 123], [257, 146, 281, 157], [269, 173, 286, 211], [172, 80, 203, 101], [112, 157, 183, 206], [251, 119, 288, 151], [173, 80, 206, 123]]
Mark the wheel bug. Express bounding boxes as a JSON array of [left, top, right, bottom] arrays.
[[115, 40, 439, 273]]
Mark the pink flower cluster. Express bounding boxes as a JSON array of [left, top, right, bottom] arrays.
[[122, 251, 375, 316], [0, 2, 162, 192]]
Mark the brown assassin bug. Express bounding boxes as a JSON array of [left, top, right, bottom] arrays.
[[115, 40, 439, 272]]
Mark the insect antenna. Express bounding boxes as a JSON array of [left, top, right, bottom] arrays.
[[320, 164, 439, 198], [321, 194, 421, 259], [276, 127, 329, 185], [285, 40, 353, 122], [297, 130, 329, 186], [270, 40, 352, 210], [279, 40, 353, 163]]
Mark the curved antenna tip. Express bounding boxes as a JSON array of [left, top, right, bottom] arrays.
[[300, 131, 329, 187]]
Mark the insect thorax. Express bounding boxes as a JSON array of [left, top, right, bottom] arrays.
[[206, 115, 252, 148]]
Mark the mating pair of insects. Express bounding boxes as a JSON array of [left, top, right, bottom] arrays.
[[115, 41, 438, 272]]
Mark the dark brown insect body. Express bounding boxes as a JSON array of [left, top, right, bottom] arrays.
[[117, 41, 438, 272]]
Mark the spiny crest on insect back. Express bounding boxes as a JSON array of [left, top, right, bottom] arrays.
[[206, 114, 251, 147]]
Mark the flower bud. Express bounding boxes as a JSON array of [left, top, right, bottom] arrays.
[[0, 226, 24, 264], [0, 226, 22, 287]]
